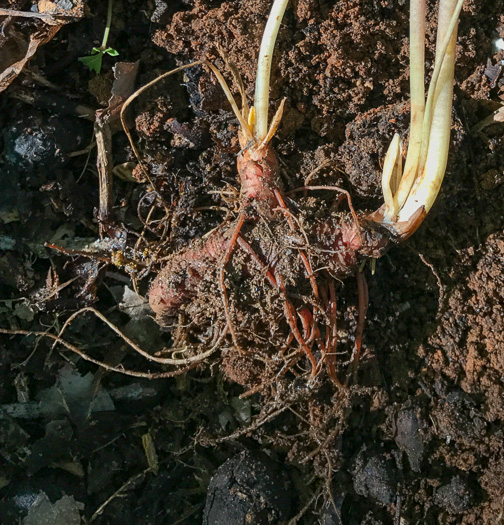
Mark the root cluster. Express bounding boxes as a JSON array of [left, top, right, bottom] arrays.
[[147, 147, 389, 390]]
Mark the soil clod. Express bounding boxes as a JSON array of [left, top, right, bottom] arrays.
[[203, 451, 293, 525]]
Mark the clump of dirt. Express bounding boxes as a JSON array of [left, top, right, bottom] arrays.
[[153, 0, 410, 144], [425, 230, 504, 414], [203, 450, 293, 524], [352, 447, 398, 505]]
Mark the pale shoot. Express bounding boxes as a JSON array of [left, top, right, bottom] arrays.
[[393, 0, 425, 212], [252, 0, 289, 145], [375, 0, 464, 238], [381, 134, 403, 220]]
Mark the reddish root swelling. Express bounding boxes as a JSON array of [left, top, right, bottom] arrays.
[[238, 145, 280, 208], [148, 141, 391, 386]]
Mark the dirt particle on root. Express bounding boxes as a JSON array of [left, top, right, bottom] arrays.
[[221, 352, 265, 387]]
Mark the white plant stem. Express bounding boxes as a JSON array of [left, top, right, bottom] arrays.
[[397, 0, 463, 223], [253, 0, 289, 142], [393, 0, 426, 212], [378, 0, 464, 231]]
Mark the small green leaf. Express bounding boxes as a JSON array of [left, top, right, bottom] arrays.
[[78, 52, 104, 74], [78, 46, 119, 74]]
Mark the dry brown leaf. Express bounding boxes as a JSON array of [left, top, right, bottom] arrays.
[[96, 61, 140, 127], [0, 26, 61, 93], [0, 2, 84, 93]]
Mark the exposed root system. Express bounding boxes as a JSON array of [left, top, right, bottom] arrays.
[[142, 100, 390, 390]]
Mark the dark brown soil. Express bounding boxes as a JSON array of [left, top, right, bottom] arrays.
[[1, 0, 504, 523]]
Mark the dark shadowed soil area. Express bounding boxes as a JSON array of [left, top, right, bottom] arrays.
[[1, 0, 504, 523]]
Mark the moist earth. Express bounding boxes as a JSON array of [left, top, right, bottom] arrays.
[[1, 0, 504, 523]]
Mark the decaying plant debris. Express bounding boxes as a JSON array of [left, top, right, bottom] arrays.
[[2, 0, 504, 522], [0, 2, 84, 92]]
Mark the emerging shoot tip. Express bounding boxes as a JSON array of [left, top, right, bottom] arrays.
[[371, 0, 464, 239]]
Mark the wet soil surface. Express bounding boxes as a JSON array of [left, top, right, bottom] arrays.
[[1, 0, 504, 523]]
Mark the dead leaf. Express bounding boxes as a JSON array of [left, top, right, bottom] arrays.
[[23, 492, 83, 525], [141, 431, 159, 474], [95, 61, 139, 127], [120, 286, 151, 321], [0, 2, 84, 93], [0, 25, 59, 92]]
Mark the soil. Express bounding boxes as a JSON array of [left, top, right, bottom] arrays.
[[1, 0, 504, 523]]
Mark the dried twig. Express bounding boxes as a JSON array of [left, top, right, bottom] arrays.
[[90, 468, 151, 522], [0, 9, 70, 21]]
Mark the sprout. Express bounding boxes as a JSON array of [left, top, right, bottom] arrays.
[[252, 0, 289, 143], [371, 0, 464, 239], [201, 0, 289, 153], [78, 0, 118, 74]]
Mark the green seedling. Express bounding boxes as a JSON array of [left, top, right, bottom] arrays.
[[79, 0, 118, 74]]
